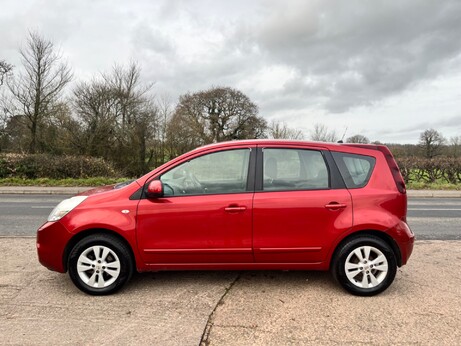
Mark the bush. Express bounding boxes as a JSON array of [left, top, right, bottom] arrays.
[[0, 153, 120, 179], [396, 156, 461, 185]]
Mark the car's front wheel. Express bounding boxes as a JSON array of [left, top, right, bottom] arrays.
[[333, 236, 397, 296], [68, 234, 133, 295]]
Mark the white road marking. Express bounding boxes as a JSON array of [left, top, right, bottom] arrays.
[[409, 201, 461, 206], [408, 217, 461, 222], [408, 208, 461, 211]]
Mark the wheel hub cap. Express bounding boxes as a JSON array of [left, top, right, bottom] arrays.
[[345, 245, 388, 289], [76, 245, 121, 289]]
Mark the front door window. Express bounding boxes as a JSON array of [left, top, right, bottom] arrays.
[[161, 149, 251, 196]]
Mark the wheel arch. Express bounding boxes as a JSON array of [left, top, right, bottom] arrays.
[[63, 228, 137, 273], [329, 230, 402, 270]]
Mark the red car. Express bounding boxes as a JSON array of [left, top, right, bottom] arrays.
[[37, 140, 414, 296]]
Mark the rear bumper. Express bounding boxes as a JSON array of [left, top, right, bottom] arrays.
[[36, 221, 72, 273], [392, 220, 415, 265]]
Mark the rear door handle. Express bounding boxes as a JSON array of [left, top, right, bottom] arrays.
[[325, 202, 347, 210], [225, 206, 247, 213]]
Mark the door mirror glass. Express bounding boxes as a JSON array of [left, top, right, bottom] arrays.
[[147, 180, 164, 198]]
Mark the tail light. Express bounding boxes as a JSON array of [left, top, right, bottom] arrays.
[[377, 146, 406, 194]]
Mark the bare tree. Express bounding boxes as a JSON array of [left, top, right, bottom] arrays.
[[173, 86, 267, 146], [153, 95, 174, 164], [310, 123, 338, 142], [73, 63, 158, 175], [44, 102, 81, 154], [8, 32, 72, 153], [0, 60, 13, 86], [72, 79, 118, 157], [418, 129, 445, 158], [0, 88, 15, 149], [267, 120, 304, 140], [449, 136, 461, 158], [102, 63, 152, 127], [346, 134, 370, 144], [0, 61, 13, 148]]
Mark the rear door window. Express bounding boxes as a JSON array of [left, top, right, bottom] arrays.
[[262, 148, 329, 191], [332, 152, 375, 188]]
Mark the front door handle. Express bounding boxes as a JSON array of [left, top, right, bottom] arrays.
[[325, 202, 347, 210], [225, 205, 247, 213]]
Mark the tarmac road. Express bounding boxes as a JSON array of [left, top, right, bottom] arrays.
[[408, 198, 461, 240], [0, 194, 460, 240], [0, 194, 71, 236]]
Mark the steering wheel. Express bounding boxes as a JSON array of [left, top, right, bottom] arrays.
[[183, 170, 202, 191], [163, 182, 174, 196]]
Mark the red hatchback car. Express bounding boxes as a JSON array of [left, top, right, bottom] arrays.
[[37, 140, 414, 296]]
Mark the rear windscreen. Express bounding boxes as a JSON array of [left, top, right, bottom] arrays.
[[332, 152, 376, 188]]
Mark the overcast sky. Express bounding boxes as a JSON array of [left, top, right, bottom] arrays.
[[1, 0, 461, 143]]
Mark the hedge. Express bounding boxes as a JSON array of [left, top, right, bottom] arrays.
[[1, 153, 460, 184], [0, 153, 119, 179], [396, 157, 461, 184]]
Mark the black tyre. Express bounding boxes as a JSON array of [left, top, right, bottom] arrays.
[[332, 236, 397, 296], [68, 234, 133, 295]]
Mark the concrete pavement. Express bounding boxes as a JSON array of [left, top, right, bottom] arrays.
[[0, 238, 237, 345], [0, 238, 460, 345], [0, 185, 460, 197], [407, 189, 461, 198], [205, 241, 461, 345]]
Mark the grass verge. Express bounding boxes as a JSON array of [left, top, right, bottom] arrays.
[[1, 177, 459, 190], [0, 177, 130, 187], [406, 182, 460, 190]]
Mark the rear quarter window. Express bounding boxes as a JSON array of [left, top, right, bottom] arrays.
[[332, 152, 376, 188]]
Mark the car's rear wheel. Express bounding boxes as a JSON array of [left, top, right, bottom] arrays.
[[68, 234, 133, 295], [333, 236, 397, 296]]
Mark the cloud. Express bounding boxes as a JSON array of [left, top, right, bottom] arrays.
[[2, 0, 461, 143], [235, 0, 461, 113], [381, 114, 461, 135]]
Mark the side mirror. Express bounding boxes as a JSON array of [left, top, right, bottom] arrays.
[[146, 180, 164, 198]]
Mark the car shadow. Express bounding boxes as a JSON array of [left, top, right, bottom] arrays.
[[126, 269, 342, 295]]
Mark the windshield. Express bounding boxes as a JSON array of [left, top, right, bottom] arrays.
[[114, 180, 135, 189]]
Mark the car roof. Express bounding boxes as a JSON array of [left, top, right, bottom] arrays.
[[194, 139, 381, 151]]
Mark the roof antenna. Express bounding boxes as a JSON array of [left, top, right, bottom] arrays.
[[338, 126, 348, 143]]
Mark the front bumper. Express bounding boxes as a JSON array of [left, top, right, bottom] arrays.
[[37, 221, 72, 273]]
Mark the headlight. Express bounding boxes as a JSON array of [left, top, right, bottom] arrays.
[[48, 196, 88, 222]]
